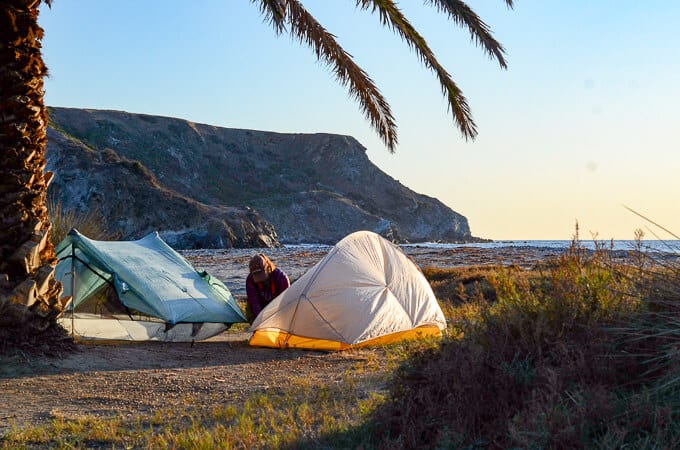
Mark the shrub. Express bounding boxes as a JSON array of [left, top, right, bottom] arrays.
[[371, 238, 658, 449]]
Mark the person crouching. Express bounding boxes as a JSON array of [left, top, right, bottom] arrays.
[[245, 253, 290, 322]]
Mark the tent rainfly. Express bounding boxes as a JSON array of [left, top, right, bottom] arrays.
[[249, 230, 447, 350], [55, 229, 247, 342]]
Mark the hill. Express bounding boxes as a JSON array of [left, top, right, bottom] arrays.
[[46, 107, 479, 248]]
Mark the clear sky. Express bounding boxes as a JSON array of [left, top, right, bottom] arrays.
[[38, 1, 680, 241]]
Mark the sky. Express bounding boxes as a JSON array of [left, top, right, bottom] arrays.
[[38, 1, 680, 241]]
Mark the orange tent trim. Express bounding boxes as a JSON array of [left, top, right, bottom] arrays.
[[249, 325, 442, 351]]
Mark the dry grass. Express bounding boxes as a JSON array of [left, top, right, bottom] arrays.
[[47, 197, 121, 245]]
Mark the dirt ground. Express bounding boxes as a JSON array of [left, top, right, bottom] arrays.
[[0, 331, 386, 434], [0, 244, 618, 434]]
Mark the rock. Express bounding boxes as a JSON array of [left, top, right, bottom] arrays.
[[45, 107, 482, 248]]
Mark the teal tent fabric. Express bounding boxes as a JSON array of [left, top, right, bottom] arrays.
[[55, 230, 246, 325]]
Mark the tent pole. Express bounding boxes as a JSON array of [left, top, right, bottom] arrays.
[[70, 243, 76, 338]]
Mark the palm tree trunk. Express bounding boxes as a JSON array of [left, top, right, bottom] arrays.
[[0, 0, 71, 353]]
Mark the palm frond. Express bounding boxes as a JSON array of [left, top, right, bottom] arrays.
[[423, 0, 510, 68], [358, 0, 476, 139], [260, 0, 398, 151], [253, 0, 286, 34]]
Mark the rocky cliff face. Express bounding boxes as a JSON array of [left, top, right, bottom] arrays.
[[46, 107, 478, 248], [45, 129, 279, 249]]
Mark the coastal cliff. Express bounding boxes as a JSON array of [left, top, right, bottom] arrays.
[[46, 107, 478, 248]]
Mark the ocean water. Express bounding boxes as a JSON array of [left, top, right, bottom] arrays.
[[400, 239, 680, 253], [283, 240, 680, 253]]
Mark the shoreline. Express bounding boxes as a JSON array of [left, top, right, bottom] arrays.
[[181, 244, 675, 297]]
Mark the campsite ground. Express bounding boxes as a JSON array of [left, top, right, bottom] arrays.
[[0, 331, 383, 435], [0, 244, 611, 435]]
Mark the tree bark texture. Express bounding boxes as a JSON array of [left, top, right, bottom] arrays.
[[0, 0, 71, 353]]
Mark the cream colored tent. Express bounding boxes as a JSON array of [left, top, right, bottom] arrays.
[[249, 231, 446, 350]]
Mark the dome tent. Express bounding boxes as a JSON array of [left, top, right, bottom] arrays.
[[55, 229, 246, 342], [249, 231, 446, 350]]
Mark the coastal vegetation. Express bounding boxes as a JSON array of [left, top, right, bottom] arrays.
[[4, 234, 680, 448]]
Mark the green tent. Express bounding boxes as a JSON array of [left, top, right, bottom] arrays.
[[55, 230, 246, 341]]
